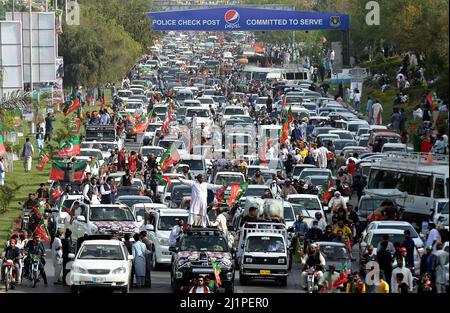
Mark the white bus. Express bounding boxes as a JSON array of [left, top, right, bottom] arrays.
[[367, 152, 449, 225]]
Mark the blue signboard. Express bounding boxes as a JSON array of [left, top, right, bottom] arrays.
[[147, 7, 349, 31]]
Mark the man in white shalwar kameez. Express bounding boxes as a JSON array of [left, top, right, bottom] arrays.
[[178, 175, 224, 227], [316, 144, 329, 169]]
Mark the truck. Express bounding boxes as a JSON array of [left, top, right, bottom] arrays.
[[237, 222, 290, 286]]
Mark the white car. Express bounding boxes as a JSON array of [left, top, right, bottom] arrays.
[[360, 228, 420, 274], [80, 141, 120, 160], [221, 106, 248, 124], [69, 239, 133, 293], [185, 107, 213, 129], [285, 194, 325, 223], [254, 96, 268, 112], [362, 221, 424, 249], [197, 96, 218, 110], [432, 200, 449, 230], [53, 194, 84, 231], [143, 208, 189, 269], [381, 143, 407, 153], [66, 203, 142, 242]]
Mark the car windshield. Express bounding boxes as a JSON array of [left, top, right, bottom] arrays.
[[299, 170, 329, 180], [358, 198, 390, 214], [180, 159, 204, 170], [308, 177, 329, 186], [334, 133, 354, 140], [159, 140, 184, 150], [284, 206, 295, 221], [154, 107, 167, 114], [158, 216, 186, 231], [80, 143, 117, 151], [179, 235, 228, 252], [441, 202, 449, 214], [289, 198, 321, 210], [118, 91, 131, 98], [141, 148, 164, 157], [224, 108, 245, 115], [89, 206, 135, 221], [146, 124, 162, 132], [198, 98, 213, 104], [118, 197, 152, 208], [246, 236, 285, 253], [80, 150, 102, 159], [371, 233, 405, 247], [334, 141, 357, 150], [377, 225, 418, 238], [172, 186, 192, 206], [215, 174, 244, 185], [187, 109, 209, 117], [320, 245, 349, 261], [134, 207, 145, 219], [78, 244, 124, 260], [244, 188, 267, 197]]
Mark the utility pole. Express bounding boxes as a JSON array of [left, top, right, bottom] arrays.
[[29, 0, 34, 93]]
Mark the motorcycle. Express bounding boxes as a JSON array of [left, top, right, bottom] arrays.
[[28, 254, 43, 288], [306, 266, 320, 293], [2, 259, 17, 291]]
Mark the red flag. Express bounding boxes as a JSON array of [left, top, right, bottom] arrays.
[[260, 137, 270, 165], [33, 221, 50, 243], [63, 98, 81, 116], [51, 186, 63, 202], [36, 154, 50, 171], [0, 135, 6, 155], [159, 143, 181, 172], [70, 117, 81, 134], [57, 136, 81, 158], [49, 161, 87, 182], [162, 175, 171, 186], [228, 184, 241, 206]]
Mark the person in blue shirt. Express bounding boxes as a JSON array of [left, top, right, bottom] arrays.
[[306, 120, 315, 137], [366, 96, 374, 124], [402, 230, 416, 270], [291, 122, 303, 142], [293, 214, 309, 236]]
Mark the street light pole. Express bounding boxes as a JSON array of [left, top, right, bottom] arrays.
[[29, 0, 33, 93]]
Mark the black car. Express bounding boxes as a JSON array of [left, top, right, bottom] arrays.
[[170, 228, 235, 293]]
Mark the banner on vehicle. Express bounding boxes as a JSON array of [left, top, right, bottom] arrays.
[[147, 7, 349, 31]]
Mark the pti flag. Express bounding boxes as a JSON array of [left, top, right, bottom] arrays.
[[159, 143, 181, 172], [49, 160, 87, 182], [36, 154, 50, 171], [33, 219, 50, 243], [57, 136, 81, 157], [227, 184, 241, 206], [0, 135, 6, 155], [63, 98, 81, 116]]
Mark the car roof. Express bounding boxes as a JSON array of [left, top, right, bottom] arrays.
[[247, 185, 270, 189], [82, 240, 123, 246], [158, 208, 189, 216], [315, 241, 346, 247], [369, 221, 412, 226], [368, 229, 405, 234], [286, 194, 319, 199]]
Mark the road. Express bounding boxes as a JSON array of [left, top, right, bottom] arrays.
[[2, 242, 361, 294]]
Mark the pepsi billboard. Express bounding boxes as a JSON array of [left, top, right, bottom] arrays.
[[147, 7, 349, 31]]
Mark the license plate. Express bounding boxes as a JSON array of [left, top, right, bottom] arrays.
[[92, 276, 105, 283], [260, 270, 271, 275], [192, 268, 214, 273]]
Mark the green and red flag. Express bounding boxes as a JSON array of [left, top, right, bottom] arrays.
[[0, 135, 7, 155], [131, 110, 153, 134], [227, 184, 241, 206], [51, 185, 63, 202], [63, 98, 81, 116], [260, 136, 270, 165], [159, 143, 181, 172], [57, 136, 81, 157], [156, 173, 171, 186], [69, 116, 81, 134], [211, 259, 222, 286], [33, 219, 50, 243], [282, 94, 287, 108], [332, 264, 349, 288], [232, 144, 238, 159], [49, 160, 87, 182], [279, 107, 292, 143], [319, 176, 334, 204], [36, 153, 50, 171]]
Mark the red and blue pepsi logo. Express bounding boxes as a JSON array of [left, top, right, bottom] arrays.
[[224, 9, 240, 24]]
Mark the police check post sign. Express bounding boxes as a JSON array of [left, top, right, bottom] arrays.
[[147, 7, 350, 31]]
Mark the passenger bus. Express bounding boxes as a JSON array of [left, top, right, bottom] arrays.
[[367, 152, 449, 225]]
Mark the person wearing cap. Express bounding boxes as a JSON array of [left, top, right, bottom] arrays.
[[1, 239, 21, 283], [360, 245, 377, 277], [23, 235, 48, 284], [328, 191, 346, 214], [177, 174, 224, 227], [300, 243, 325, 289], [309, 211, 327, 232]]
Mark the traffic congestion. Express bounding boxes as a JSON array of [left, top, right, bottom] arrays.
[[1, 30, 448, 295]]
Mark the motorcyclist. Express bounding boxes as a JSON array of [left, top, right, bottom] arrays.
[[23, 235, 48, 285], [1, 239, 21, 284], [305, 220, 323, 243], [328, 191, 346, 214], [300, 243, 326, 290]]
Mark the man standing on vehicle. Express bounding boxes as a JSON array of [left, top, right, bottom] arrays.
[[100, 177, 117, 204], [177, 174, 224, 228], [169, 218, 186, 246]]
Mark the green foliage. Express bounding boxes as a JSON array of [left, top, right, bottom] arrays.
[[60, 0, 154, 87], [359, 56, 403, 77], [0, 182, 22, 214]]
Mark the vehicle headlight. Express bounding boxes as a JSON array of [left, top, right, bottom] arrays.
[[72, 266, 88, 274], [278, 258, 286, 264], [157, 237, 169, 246], [245, 257, 253, 263], [112, 267, 127, 274]]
